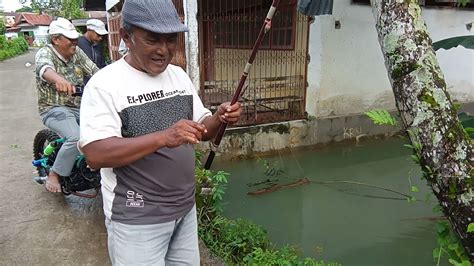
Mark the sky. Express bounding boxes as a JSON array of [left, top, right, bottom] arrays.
[[2, 0, 27, 12]]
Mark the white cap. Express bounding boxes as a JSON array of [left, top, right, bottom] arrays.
[[86, 19, 108, 35], [48, 17, 80, 39]]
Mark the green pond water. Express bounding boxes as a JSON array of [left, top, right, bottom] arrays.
[[213, 137, 446, 265]]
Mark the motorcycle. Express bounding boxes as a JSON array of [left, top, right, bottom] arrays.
[[31, 86, 101, 198]]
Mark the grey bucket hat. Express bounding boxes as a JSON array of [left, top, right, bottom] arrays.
[[122, 0, 189, 34]]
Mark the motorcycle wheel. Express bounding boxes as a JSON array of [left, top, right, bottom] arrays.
[[33, 129, 60, 175]]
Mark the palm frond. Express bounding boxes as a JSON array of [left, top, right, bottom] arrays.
[[365, 109, 398, 126]]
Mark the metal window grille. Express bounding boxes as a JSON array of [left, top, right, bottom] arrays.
[[199, 0, 309, 126]]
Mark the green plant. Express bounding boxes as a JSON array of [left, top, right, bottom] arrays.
[[195, 150, 229, 224], [365, 109, 398, 126], [434, 221, 471, 266], [59, 0, 87, 19], [0, 36, 29, 61], [196, 150, 268, 262], [0, 20, 5, 35], [244, 246, 340, 266], [433, 35, 474, 51], [25, 0, 86, 18], [202, 216, 269, 262], [256, 157, 284, 177], [468, 223, 474, 233]]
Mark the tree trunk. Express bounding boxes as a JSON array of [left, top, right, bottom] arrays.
[[370, 0, 474, 259]]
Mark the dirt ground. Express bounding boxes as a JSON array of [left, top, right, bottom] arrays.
[[0, 49, 224, 265], [0, 50, 110, 264]]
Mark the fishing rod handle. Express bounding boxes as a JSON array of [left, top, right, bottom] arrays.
[[211, 122, 228, 147]]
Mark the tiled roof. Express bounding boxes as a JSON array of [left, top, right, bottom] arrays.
[[15, 13, 53, 26]]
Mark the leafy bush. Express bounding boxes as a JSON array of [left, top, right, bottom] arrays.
[[244, 246, 340, 266], [434, 221, 471, 265], [0, 36, 29, 61], [195, 150, 228, 224], [200, 216, 269, 262], [0, 20, 5, 35]]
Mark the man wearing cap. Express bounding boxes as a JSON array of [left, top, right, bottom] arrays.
[[78, 0, 242, 264], [78, 19, 108, 69], [35, 17, 99, 193]]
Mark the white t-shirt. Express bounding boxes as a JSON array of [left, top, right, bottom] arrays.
[[79, 58, 211, 224]]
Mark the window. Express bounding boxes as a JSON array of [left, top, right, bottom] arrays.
[[212, 0, 296, 50]]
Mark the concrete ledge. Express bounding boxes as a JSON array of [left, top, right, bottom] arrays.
[[197, 111, 401, 160], [198, 101, 474, 160]]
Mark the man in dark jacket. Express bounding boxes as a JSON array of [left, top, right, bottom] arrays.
[[78, 19, 108, 69]]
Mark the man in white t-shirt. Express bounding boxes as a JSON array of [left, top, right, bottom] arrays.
[[78, 0, 242, 265]]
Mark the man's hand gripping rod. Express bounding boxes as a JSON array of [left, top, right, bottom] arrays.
[[204, 0, 280, 170]]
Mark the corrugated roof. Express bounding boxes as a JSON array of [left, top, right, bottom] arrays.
[[15, 13, 53, 26], [297, 0, 333, 16]]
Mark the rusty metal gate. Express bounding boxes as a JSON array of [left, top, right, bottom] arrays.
[[198, 0, 309, 126], [107, 12, 122, 61]]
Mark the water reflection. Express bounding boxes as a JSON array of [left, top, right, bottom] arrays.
[[215, 138, 445, 265]]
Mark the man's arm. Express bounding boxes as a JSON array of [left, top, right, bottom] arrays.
[[35, 47, 76, 95], [42, 68, 76, 95], [82, 101, 240, 168], [81, 119, 206, 169], [201, 102, 242, 141]]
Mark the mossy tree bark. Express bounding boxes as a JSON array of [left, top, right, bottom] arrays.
[[371, 0, 474, 258]]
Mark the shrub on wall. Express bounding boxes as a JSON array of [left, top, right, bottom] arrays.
[[0, 36, 29, 61]]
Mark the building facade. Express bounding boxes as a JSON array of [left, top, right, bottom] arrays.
[[101, 0, 474, 157]]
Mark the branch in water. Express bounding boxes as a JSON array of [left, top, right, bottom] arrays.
[[247, 178, 311, 196], [247, 178, 414, 199]]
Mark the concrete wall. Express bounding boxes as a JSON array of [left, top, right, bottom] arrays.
[[184, 0, 200, 91], [5, 32, 18, 39], [425, 9, 474, 102], [34, 26, 49, 44], [188, 1, 474, 158], [197, 102, 474, 160], [197, 112, 399, 160], [306, 1, 474, 118]]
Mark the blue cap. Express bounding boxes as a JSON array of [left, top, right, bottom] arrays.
[[122, 0, 189, 34]]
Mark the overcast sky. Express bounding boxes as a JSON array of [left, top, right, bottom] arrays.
[[3, 0, 26, 12]]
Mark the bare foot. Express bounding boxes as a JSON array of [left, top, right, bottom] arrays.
[[45, 172, 62, 193]]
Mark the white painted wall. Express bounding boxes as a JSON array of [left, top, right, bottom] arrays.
[[184, 0, 200, 92], [5, 32, 18, 39], [33, 25, 49, 44], [20, 25, 49, 45], [425, 9, 474, 102], [306, 1, 474, 118]]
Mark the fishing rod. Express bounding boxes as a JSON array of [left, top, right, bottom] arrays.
[[204, 0, 280, 170]]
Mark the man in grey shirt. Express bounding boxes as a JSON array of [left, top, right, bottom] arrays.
[[79, 0, 242, 264]]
